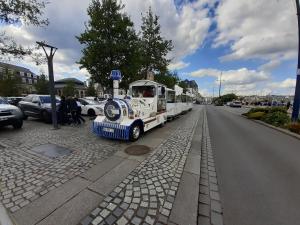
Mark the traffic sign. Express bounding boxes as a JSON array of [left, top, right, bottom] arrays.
[[110, 70, 122, 80]]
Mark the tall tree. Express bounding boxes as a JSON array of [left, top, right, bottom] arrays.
[[34, 74, 49, 94], [140, 8, 173, 77], [154, 71, 180, 89], [62, 81, 75, 97], [0, 0, 49, 59], [77, 0, 142, 90], [0, 68, 22, 96], [86, 80, 96, 96]]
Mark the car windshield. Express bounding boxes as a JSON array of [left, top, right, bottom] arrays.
[[40, 96, 60, 103], [131, 86, 156, 98], [0, 97, 8, 104], [85, 100, 99, 105]]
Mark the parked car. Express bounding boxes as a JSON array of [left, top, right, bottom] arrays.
[[78, 98, 105, 116], [0, 97, 23, 129], [230, 101, 242, 108], [6, 97, 23, 106], [18, 95, 60, 123]]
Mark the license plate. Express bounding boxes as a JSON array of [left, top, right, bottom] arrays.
[[0, 117, 8, 121], [103, 127, 114, 133]]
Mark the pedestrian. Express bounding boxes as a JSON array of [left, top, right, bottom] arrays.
[[75, 98, 85, 124], [58, 96, 67, 125], [67, 96, 79, 125]]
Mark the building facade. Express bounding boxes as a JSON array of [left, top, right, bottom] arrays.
[[0, 62, 39, 95], [54, 78, 87, 98]]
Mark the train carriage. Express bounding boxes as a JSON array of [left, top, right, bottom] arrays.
[[93, 80, 167, 141]]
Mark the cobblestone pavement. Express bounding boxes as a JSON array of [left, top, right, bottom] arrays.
[[198, 110, 223, 225], [79, 110, 200, 225], [0, 119, 122, 213]]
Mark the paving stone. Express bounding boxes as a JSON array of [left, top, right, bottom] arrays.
[[116, 216, 128, 225], [113, 207, 124, 217], [211, 212, 223, 225], [80, 215, 93, 225], [105, 214, 117, 225], [92, 216, 103, 225], [210, 191, 220, 201], [198, 203, 210, 217], [211, 200, 222, 213], [137, 208, 147, 218], [134, 216, 146, 225]]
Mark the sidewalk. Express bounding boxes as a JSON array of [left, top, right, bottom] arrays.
[[6, 106, 223, 225]]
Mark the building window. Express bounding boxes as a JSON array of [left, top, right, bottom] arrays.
[[22, 78, 26, 83], [20, 71, 25, 77], [26, 78, 29, 84], [28, 79, 32, 84]]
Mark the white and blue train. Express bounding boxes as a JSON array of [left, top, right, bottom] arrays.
[[93, 80, 193, 141]]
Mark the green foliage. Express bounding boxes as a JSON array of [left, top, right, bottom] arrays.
[[86, 81, 96, 96], [247, 112, 266, 120], [287, 123, 300, 134], [0, 0, 48, 59], [140, 7, 173, 76], [34, 74, 49, 94], [248, 107, 287, 115], [77, 0, 142, 90], [0, 70, 22, 96], [154, 71, 180, 89], [62, 81, 75, 97], [262, 111, 290, 127]]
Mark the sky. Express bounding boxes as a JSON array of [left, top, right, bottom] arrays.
[[1, 0, 299, 96]]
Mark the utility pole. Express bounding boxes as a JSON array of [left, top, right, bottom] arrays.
[[292, 0, 300, 121], [219, 72, 223, 97], [36, 41, 58, 129]]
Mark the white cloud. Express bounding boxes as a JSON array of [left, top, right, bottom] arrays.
[[1, 0, 214, 81], [124, 0, 212, 61], [190, 67, 272, 95], [191, 67, 269, 85], [214, 0, 297, 66], [168, 61, 190, 70], [268, 78, 296, 89]]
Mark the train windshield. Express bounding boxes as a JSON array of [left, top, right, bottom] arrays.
[[131, 86, 156, 98]]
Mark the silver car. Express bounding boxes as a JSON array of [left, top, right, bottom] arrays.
[[0, 97, 23, 129]]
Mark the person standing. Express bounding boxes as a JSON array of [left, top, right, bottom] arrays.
[[58, 96, 67, 125]]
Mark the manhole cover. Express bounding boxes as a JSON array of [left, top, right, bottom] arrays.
[[31, 144, 73, 159], [124, 145, 151, 155]]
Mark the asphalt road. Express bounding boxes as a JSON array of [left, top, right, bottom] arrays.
[[206, 106, 300, 225]]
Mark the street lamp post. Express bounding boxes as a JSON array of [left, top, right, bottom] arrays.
[[292, 0, 300, 121], [36, 41, 59, 129]]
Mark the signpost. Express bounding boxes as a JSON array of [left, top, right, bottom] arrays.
[[292, 0, 300, 121], [110, 70, 122, 98], [36, 41, 58, 129]]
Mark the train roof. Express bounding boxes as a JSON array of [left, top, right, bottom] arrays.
[[130, 80, 166, 87]]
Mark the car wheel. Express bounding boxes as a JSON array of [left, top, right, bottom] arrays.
[[130, 124, 141, 141], [13, 120, 23, 129], [42, 111, 51, 123], [88, 109, 96, 117]]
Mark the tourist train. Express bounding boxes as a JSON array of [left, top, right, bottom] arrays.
[[93, 79, 193, 141]]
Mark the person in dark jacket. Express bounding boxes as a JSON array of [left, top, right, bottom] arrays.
[[58, 96, 67, 125], [67, 96, 79, 124]]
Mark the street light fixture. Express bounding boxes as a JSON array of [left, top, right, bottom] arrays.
[[292, 0, 300, 121], [36, 41, 59, 129]]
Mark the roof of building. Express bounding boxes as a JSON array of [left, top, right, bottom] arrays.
[[0, 62, 34, 74], [54, 78, 84, 85]]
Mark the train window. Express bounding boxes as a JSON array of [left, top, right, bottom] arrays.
[[167, 91, 175, 103], [158, 86, 166, 98], [131, 86, 156, 98], [181, 95, 187, 103], [176, 95, 182, 102]]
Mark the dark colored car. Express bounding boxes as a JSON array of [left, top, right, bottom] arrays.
[[18, 95, 60, 123], [0, 97, 23, 129]]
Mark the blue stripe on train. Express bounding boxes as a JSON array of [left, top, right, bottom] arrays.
[[92, 121, 131, 140]]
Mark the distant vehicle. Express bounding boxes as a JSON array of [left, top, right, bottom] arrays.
[[230, 101, 242, 108], [226, 102, 231, 106], [0, 97, 23, 129], [79, 98, 105, 116], [5, 97, 23, 106], [18, 95, 60, 123]]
